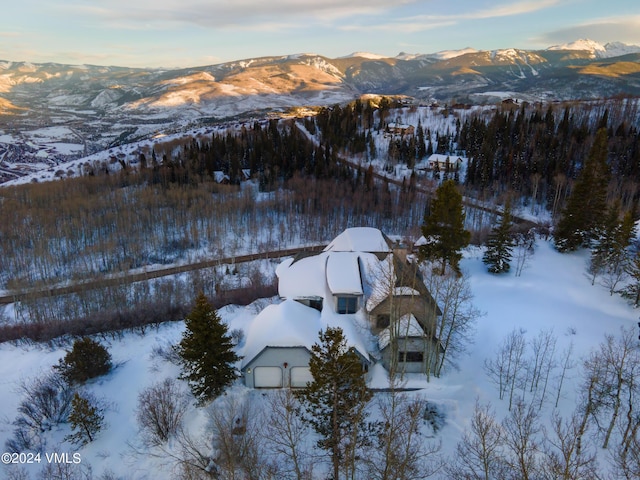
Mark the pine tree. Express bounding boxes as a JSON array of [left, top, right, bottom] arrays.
[[483, 202, 514, 274], [589, 203, 636, 292], [419, 179, 471, 275], [55, 337, 112, 385], [294, 327, 372, 480], [66, 392, 104, 446], [175, 292, 239, 404], [555, 128, 611, 252]]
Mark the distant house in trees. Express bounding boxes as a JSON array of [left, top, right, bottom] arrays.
[[213, 171, 230, 184], [427, 154, 465, 172], [241, 227, 443, 388], [386, 122, 415, 137]]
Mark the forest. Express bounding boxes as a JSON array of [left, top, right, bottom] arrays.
[[2, 96, 640, 337]]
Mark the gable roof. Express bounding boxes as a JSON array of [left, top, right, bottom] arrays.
[[241, 299, 370, 368], [378, 313, 426, 350], [326, 252, 364, 295], [324, 227, 392, 254]]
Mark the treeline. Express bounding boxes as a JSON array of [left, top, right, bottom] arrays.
[[458, 98, 640, 213]]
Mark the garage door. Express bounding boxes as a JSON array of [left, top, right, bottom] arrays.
[[290, 367, 313, 388], [254, 367, 282, 388]]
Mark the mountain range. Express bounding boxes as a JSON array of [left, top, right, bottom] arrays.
[[0, 39, 639, 182]]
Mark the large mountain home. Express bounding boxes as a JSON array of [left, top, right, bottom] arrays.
[[241, 227, 442, 388]]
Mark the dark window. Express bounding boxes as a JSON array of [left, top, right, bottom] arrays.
[[398, 351, 424, 363], [309, 298, 323, 311], [337, 296, 358, 314], [376, 314, 390, 328]]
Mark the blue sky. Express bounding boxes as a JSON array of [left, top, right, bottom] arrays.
[[1, 0, 639, 68]]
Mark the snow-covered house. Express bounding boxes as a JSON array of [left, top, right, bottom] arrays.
[[240, 227, 442, 387], [427, 153, 464, 172], [386, 122, 415, 137]]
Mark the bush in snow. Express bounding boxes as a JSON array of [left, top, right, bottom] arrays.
[[136, 378, 188, 446], [55, 337, 112, 384]]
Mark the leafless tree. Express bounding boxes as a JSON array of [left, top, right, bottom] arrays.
[[540, 411, 601, 480], [366, 392, 442, 480], [501, 400, 541, 480], [205, 395, 273, 480], [264, 390, 313, 480], [445, 399, 505, 480], [554, 341, 575, 408], [527, 328, 557, 409], [484, 328, 527, 410], [513, 231, 535, 277], [136, 378, 189, 446]]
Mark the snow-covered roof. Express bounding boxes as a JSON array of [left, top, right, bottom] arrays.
[[326, 252, 363, 295], [242, 299, 321, 367], [366, 286, 421, 312], [276, 254, 329, 300], [324, 227, 391, 253], [242, 299, 370, 367], [378, 313, 425, 350], [428, 153, 465, 163]]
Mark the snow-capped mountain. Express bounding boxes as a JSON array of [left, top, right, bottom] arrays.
[[548, 38, 640, 58], [1, 40, 639, 183]]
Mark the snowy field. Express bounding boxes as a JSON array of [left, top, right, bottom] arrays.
[[0, 239, 637, 478]]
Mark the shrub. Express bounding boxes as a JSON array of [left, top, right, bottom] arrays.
[[55, 337, 112, 384], [136, 378, 188, 446]]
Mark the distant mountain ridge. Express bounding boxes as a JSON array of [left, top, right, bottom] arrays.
[[0, 39, 639, 174]]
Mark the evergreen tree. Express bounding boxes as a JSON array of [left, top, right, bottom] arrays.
[[589, 203, 636, 289], [66, 392, 104, 446], [555, 128, 611, 252], [418, 180, 471, 275], [483, 202, 514, 273], [624, 249, 640, 306], [55, 337, 112, 385], [294, 327, 372, 480], [175, 292, 239, 404]]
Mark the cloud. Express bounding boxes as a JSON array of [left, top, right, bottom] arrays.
[[538, 16, 640, 46], [54, 0, 415, 30], [339, 0, 561, 34]]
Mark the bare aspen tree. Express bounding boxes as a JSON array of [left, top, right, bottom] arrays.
[[205, 395, 271, 480], [264, 390, 313, 480], [446, 399, 505, 480], [421, 265, 479, 379], [501, 400, 541, 480], [541, 411, 601, 480], [527, 328, 557, 409], [577, 351, 608, 457], [599, 327, 640, 449], [513, 231, 535, 277], [484, 328, 527, 409], [367, 391, 442, 480], [555, 341, 575, 408]]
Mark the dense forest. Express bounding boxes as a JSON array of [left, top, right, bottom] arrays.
[[2, 96, 640, 333]]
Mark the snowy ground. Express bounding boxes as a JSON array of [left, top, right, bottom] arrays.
[[0, 239, 637, 478]]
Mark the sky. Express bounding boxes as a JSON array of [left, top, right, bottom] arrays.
[[1, 0, 640, 69]]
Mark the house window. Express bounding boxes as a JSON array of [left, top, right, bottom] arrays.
[[376, 314, 390, 328], [398, 351, 424, 363], [337, 296, 358, 314]]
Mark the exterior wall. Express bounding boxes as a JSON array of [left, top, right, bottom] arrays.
[[242, 347, 312, 388], [369, 295, 437, 334], [381, 337, 438, 374]]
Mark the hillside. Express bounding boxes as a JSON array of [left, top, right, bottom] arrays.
[[1, 42, 640, 184]]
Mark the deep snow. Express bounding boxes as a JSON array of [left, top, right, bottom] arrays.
[[0, 239, 638, 478]]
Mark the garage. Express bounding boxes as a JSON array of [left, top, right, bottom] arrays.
[[290, 366, 313, 388], [253, 366, 283, 388]]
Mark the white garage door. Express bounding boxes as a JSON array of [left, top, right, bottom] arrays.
[[290, 367, 313, 388], [254, 367, 282, 388]]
